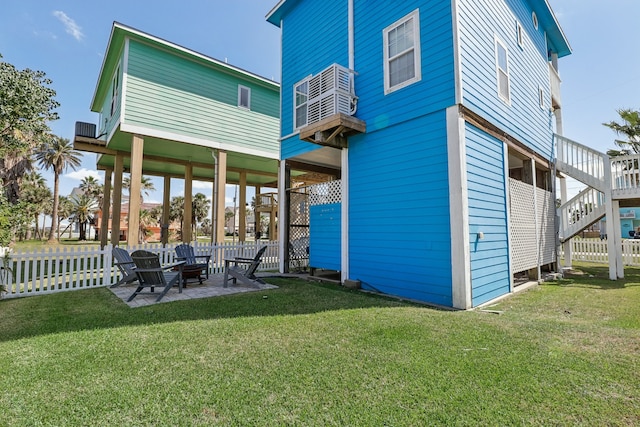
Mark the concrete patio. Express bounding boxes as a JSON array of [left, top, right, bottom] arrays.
[[109, 273, 279, 308]]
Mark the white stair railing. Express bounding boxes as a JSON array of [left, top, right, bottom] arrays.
[[610, 154, 640, 197], [558, 187, 606, 242], [555, 134, 607, 192]]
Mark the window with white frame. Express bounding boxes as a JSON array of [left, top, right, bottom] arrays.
[[238, 85, 251, 109], [495, 37, 510, 104], [383, 9, 421, 94], [293, 79, 309, 129], [110, 64, 120, 117]]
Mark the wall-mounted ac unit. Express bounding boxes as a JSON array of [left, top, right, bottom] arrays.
[[75, 122, 96, 138], [307, 64, 357, 125]]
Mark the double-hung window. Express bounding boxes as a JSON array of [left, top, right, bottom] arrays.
[[495, 37, 510, 104], [238, 85, 251, 109], [294, 79, 309, 130], [383, 9, 421, 94]]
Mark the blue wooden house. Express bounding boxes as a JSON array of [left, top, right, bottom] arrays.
[[267, 0, 571, 309]]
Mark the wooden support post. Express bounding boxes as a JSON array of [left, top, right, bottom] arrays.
[[215, 151, 227, 243], [111, 152, 124, 246], [100, 168, 112, 248], [183, 164, 193, 243], [255, 185, 261, 240], [162, 176, 171, 245], [239, 171, 246, 242], [127, 135, 144, 245]]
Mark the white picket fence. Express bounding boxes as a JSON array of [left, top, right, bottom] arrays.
[[0, 241, 279, 299], [563, 238, 640, 266]]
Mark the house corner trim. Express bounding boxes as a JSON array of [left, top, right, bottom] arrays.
[[447, 105, 472, 309]]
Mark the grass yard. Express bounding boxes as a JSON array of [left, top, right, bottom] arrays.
[[1, 262, 639, 425]]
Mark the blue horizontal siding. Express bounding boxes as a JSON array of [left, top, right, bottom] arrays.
[[465, 123, 510, 306], [458, 0, 554, 159], [279, 0, 348, 137], [354, 0, 455, 132], [281, 134, 322, 160], [309, 203, 341, 271], [349, 111, 453, 307], [278, 0, 455, 140]]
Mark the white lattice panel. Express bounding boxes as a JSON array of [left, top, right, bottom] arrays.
[[509, 179, 538, 273], [309, 180, 342, 206], [536, 187, 556, 265]]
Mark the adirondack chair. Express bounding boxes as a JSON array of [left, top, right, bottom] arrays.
[[128, 250, 185, 302], [223, 246, 268, 288], [175, 243, 211, 284], [111, 247, 138, 288]]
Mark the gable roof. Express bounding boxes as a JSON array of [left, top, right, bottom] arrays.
[[266, 0, 570, 57], [90, 22, 279, 112]]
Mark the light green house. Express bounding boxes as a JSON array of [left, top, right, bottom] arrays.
[[74, 22, 280, 245]]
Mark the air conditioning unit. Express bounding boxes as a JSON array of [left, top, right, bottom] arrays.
[[75, 122, 96, 138], [307, 64, 357, 125]]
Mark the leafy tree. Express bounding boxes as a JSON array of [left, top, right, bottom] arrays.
[[1, 54, 59, 203], [604, 109, 640, 156], [0, 186, 13, 246], [35, 136, 82, 242]]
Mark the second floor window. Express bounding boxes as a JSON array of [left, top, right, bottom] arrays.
[[294, 79, 308, 129], [383, 9, 421, 94], [110, 64, 120, 117], [238, 85, 251, 109], [495, 37, 510, 104]]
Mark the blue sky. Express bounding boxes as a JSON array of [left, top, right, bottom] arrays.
[[1, 0, 639, 201]]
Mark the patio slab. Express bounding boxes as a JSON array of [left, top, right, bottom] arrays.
[[109, 273, 278, 308]]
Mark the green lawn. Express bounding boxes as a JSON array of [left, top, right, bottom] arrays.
[[1, 263, 639, 425]]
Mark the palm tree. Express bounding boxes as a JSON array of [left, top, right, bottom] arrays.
[[123, 175, 155, 204], [57, 196, 73, 240], [69, 194, 98, 241], [170, 196, 185, 239], [35, 136, 82, 242], [21, 171, 52, 240], [137, 209, 155, 243], [79, 175, 103, 205], [604, 109, 640, 156], [191, 193, 210, 239]]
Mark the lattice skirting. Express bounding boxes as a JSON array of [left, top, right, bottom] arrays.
[[509, 179, 556, 273]]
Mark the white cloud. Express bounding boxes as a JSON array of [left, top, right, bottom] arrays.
[[52, 11, 83, 41], [192, 180, 213, 189], [64, 168, 102, 182]]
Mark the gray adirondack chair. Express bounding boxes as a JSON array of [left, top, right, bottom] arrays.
[[111, 247, 138, 288], [223, 246, 268, 288], [175, 243, 210, 284], [128, 250, 185, 302]]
